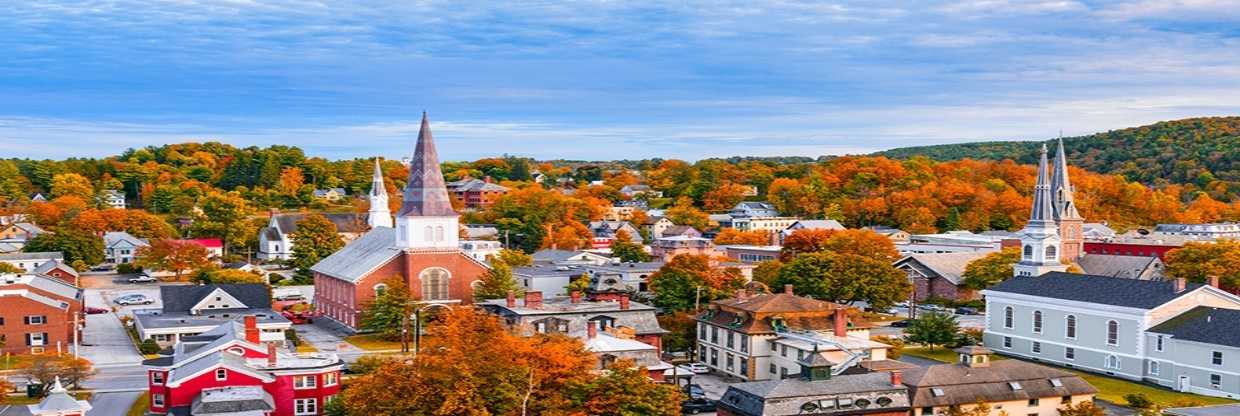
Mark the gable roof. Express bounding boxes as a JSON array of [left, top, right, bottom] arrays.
[[985, 271, 1202, 309], [10, 222, 46, 235], [0, 251, 62, 261], [161, 284, 271, 313], [662, 225, 700, 237], [269, 212, 366, 238], [310, 227, 402, 282], [104, 231, 149, 248], [1077, 254, 1161, 280], [447, 178, 508, 193], [895, 252, 988, 285], [1149, 307, 1240, 348], [788, 219, 845, 231], [33, 259, 79, 279], [712, 292, 838, 314], [397, 112, 457, 217], [903, 360, 1096, 407]]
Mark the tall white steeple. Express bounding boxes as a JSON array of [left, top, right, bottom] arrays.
[[1014, 144, 1069, 277], [393, 112, 459, 250], [367, 158, 392, 228]]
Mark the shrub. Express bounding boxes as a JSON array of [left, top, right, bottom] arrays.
[[1124, 393, 1153, 409], [285, 328, 300, 346], [139, 338, 161, 355], [872, 336, 904, 359], [116, 263, 140, 274]]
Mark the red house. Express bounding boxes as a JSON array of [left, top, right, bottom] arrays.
[[312, 113, 487, 331], [143, 316, 343, 416]]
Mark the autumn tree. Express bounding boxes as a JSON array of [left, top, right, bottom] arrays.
[[701, 181, 750, 211], [1058, 401, 1106, 416], [1166, 240, 1240, 289], [566, 274, 591, 295], [290, 214, 344, 283], [24, 231, 104, 269], [943, 399, 1003, 416], [713, 228, 771, 245], [609, 229, 651, 262], [779, 229, 899, 262], [657, 312, 698, 353], [68, 209, 175, 239], [21, 354, 95, 396], [278, 166, 305, 195], [570, 361, 683, 415], [665, 196, 710, 230], [135, 239, 210, 281], [648, 254, 747, 312], [486, 187, 594, 252], [50, 173, 94, 200], [0, 262, 23, 274], [198, 268, 265, 285], [773, 251, 910, 308], [360, 276, 410, 340], [474, 261, 524, 301], [492, 248, 533, 267], [961, 247, 1021, 290], [196, 191, 255, 256], [752, 260, 783, 286]]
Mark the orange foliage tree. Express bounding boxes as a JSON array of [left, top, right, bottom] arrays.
[[713, 228, 771, 245], [780, 229, 900, 262]]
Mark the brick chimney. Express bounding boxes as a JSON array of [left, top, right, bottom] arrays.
[[890, 370, 903, 387], [735, 289, 746, 300], [570, 290, 582, 304], [619, 294, 630, 310], [1174, 277, 1187, 293], [244, 315, 260, 344], [784, 284, 794, 295], [587, 323, 597, 339], [525, 291, 543, 309], [1209, 275, 1221, 289], [833, 308, 848, 337], [506, 290, 516, 308], [484, 176, 493, 184], [267, 342, 278, 367]]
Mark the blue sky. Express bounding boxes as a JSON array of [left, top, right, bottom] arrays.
[[2, 1, 1239, 161]]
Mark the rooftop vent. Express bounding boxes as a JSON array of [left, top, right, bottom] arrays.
[[1050, 378, 1063, 387], [1009, 382, 1023, 391], [931, 388, 945, 397]]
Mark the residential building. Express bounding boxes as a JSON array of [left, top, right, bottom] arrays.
[[0, 273, 83, 355], [1153, 223, 1240, 240], [1076, 254, 1164, 280], [641, 216, 676, 239], [717, 364, 910, 416], [0, 251, 63, 273], [895, 242, 998, 255], [515, 265, 587, 295], [460, 239, 502, 263], [32, 259, 80, 286], [134, 284, 291, 346], [479, 290, 667, 352], [312, 187, 347, 201], [718, 202, 799, 233], [463, 224, 499, 240], [30, 193, 47, 203], [446, 177, 509, 210], [1148, 307, 1240, 398], [104, 231, 149, 264], [1081, 223, 1117, 241], [894, 252, 989, 302], [603, 205, 638, 221], [143, 317, 343, 416], [0, 222, 46, 242], [580, 261, 664, 294], [981, 272, 1240, 399], [587, 220, 643, 249], [661, 225, 701, 239], [184, 238, 225, 259], [865, 226, 910, 243], [583, 324, 673, 381], [737, 217, 799, 234], [101, 189, 126, 209], [696, 287, 888, 381], [722, 245, 782, 263], [27, 377, 91, 416], [531, 249, 610, 265], [730, 201, 780, 218], [1084, 238, 1185, 261], [312, 113, 488, 331], [780, 220, 845, 243], [651, 235, 714, 261], [366, 158, 392, 229], [258, 211, 367, 261], [903, 346, 1096, 416], [619, 184, 662, 199]]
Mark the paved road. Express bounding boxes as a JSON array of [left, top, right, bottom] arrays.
[[79, 289, 145, 367], [299, 320, 370, 363], [87, 391, 142, 416], [0, 404, 32, 416]]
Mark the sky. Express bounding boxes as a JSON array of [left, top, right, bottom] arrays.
[[2, 1, 1239, 161]]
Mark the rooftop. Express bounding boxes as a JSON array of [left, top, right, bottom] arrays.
[[1149, 307, 1240, 348], [903, 359, 1097, 407], [984, 271, 1204, 309]]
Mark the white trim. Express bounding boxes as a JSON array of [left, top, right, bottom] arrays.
[[189, 288, 250, 313], [987, 331, 1145, 361], [1032, 310, 1043, 334], [981, 290, 1151, 318], [1065, 314, 1077, 340], [1106, 320, 1120, 346]]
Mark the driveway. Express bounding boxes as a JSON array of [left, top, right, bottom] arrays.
[[87, 391, 142, 416], [78, 289, 144, 367], [299, 321, 368, 362]]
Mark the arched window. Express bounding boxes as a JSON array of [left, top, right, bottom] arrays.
[[1065, 315, 1077, 339], [1032, 311, 1043, 333], [424, 226, 434, 241], [1023, 245, 1033, 259], [420, 268, 451, 301], [1004, 306, 1014, 329], [435, 226, 444, 242], [373, 284, 388, 297], [1107, 320, 1119, 346], [1106, 355, 1121, 369], [1045, 245, 1057, 259]]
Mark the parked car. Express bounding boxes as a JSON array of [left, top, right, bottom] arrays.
[[918, 304, 949, 313], [273, 292, 305, 302], [683, 384, 706, 399], [114, 294, 153, 305], [889, 320, 911, 328], [84, 306, 110, 315], [685, 363, 709, 374], [955, 307, 980, 315], [128, 274, 157, 284], [90, 265, 115, 272], [681, 398, 716, 414]]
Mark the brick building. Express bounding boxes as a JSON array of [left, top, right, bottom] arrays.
[[893, 252, 987, 302], [313, 113, 487, 331], [143, 317, 343, 416], [446, 177, 509, 210], [0, 273, 83, 354]]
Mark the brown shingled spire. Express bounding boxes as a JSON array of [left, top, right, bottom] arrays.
[[397, 112, 457, 217]]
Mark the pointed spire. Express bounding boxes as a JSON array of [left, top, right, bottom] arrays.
[[1050, 137, 1081, 220], [52, 376, 66, 393], [1028, 144, 1055, 225], [370, 158, 387, 198], [396, 112, 457, 217]]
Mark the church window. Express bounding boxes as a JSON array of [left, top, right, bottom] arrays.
[[424, 226, 433, 241], [1023, 245, 1032, 259], [1045, 245, 1057, 259], [435, 226, 445, 241], [421, 268, 450, 301]]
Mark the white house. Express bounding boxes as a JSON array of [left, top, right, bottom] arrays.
[[104, 231, 149, 264]]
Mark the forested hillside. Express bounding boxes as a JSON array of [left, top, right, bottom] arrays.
[[876, 117, 1240, 202]]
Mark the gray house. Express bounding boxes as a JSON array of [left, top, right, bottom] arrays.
[[982, 272, 1240, 398]]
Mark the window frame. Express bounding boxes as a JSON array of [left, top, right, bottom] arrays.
[[215, 368, 227, 381], [1065, 315, 1076, 339], [1213, 351, 1224, 366], [1004, 306, 1014, 329], [1032, 310, 1043, 334], [294, 398, 318, 416], [1106, 320, 1119, 346], [294, 374, 318, 389]]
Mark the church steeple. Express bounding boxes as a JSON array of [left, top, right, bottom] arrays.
[[1051, 137, 1081, 221], [1014, 144, 1068, 277], [393, 112, 459, 250], [367, 158, 392, 228], [1028, 144, 1056, 228]]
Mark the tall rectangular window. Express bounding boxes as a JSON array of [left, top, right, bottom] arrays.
[[1065, 347, 1075, 360], [1156, 335, 1164, 352], [1213, 351, 1224, 366], [295, 398, 318, 415], [1003, 336, 1012, 348], [1032, 311, 1043, 334], [1004, 307, 1014, 329]]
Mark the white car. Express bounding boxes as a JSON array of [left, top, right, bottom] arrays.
[[128, 275, 157, 284], [114, 294, 154, 306], [686, 363, 710, 374]]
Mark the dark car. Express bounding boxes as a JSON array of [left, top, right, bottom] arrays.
[[84, 306, 110, 315], [955, 307, 980, 315], [682, 398, 716, 414], [889, 319, 911, 328], [682, 384, 705, 399]]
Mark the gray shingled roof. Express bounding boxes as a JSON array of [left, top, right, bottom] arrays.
[[720, 372, 909, 416], [161, 284, 271, 313], [34, 259, 79, 279], [191, 386, 275, 415], [1077, 254, 1161, 280], [903, 360, 1096, 408], [0, 251, 62, 261], [310, 227, 402, 282], [1150, 307, 1240, 348], [397, 113, 457, 217], [985, 271, 1202, 309], [895, 252, 988, 285]]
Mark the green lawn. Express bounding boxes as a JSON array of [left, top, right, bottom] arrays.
[[0, 353, 38, 370], [127, 392, 150, 416], [903, 346, 1233, 407], [343, 334, 405, 351]]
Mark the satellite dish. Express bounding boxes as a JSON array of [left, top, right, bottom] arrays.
[[1137, 228, 1150, 235]]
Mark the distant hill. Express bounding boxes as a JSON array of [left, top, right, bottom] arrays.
[[875, 117, 1240, 201]]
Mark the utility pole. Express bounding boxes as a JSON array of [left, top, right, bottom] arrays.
[[694, 286, 702, 312], [72, 312, 80, 360]]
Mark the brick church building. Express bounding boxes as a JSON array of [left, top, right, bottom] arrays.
[[313, 113, 488, 330]]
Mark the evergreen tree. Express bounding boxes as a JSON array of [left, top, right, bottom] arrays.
[[473, 261, 524, 301], [360, 276, 410, 340], [905, 311, 960, 351], [291, 214, 344, 283], [609, 230, 650, 262]]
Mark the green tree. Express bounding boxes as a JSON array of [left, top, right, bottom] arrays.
[[473, 261, 524, 301], [197, 192, 255, 256], [24, 231, 105, 267], [492, 248, 533, 267], [906, 311, 960, 351], [0, 263, 22, 274], [567, 274, 591, 295], [648, 254, 746, 312], [1166, 240, 1240, 289], [773, 252, 910, 308], [752, 260, 783, 286], [290, 214, 344, 284], [961, 247, 1021, 290], [199, 268, 265, 284], [360, 276, 410, 340], [570, 360, 683, 415], [609, 229, 650, 262], [1058, 401, 1106, 416], [656, 312, 697, 353]]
